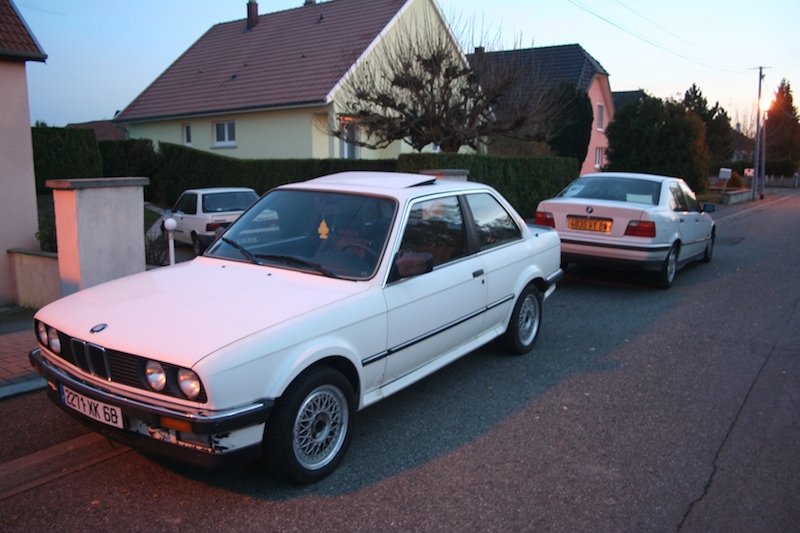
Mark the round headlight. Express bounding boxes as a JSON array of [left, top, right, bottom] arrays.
[[36, 322, 48, 345], [177, 368, 201, 399], [47, 327, 61, 354], [145, 361, 167, 391]]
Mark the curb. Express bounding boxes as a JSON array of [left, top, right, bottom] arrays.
[[0, 433, 130, 501]]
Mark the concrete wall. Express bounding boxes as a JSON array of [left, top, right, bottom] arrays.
[[0, 60, 41, 307], [47, 178, 150, 296], [7, 249, 60, 309]]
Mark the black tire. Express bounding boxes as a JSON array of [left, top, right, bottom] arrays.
[[701, 232, 714, 263], [191, 233, 204, 256], [656, 244, 678, 289], [261, 366, 356, 484], [499, 284, 543, 355]]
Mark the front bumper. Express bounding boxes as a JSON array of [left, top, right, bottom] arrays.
[[30, 348, 274, 468]]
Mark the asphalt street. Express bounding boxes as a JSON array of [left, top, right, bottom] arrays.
[[0, 190, 798, 532]]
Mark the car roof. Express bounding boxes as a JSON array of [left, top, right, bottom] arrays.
[[580, 172, 683, 184], [183, 187, 257, 194], [285, 171, 495, 201]]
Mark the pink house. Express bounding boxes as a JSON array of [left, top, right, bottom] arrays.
[[0, 0, 47, 306], [470, 44, 615, 175]]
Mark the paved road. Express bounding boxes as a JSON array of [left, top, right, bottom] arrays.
[[1, 192, 798, 532]]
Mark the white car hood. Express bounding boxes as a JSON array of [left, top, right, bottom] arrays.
[[36, 257, 371, 368]]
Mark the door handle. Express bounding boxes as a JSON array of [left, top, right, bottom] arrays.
[[473, 269, 484, 278]]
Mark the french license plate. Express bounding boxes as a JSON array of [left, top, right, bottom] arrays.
[[61, 384, 124, 429], [568, 217, 612, 232]]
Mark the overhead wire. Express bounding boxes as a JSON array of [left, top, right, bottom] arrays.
[[565, 0, 747, 74]]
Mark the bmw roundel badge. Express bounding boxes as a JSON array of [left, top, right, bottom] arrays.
[[90, 323, 108, 334]]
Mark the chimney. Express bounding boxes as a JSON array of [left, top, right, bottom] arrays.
[[247, 0, 258, 31], [305, 0, 316, 5]]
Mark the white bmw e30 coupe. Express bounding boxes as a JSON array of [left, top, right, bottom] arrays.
[[31, 172, 563, 483]]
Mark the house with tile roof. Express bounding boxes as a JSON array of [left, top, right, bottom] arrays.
[[0, 0, 47, 306], [115, 0, 456, 160], [470, 44, 614, 175]]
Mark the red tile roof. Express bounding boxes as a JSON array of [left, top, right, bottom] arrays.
[[116, 0, 409, 123], [66, 120, 129, 141], [0, 0, 47, 62]]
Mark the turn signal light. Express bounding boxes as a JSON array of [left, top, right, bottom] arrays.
[[535, 211, 555, 228], [625, 220, 656, 237]]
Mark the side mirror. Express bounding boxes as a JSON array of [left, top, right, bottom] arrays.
[[702, 204, 716, 213], [390, 252, 434, 281]]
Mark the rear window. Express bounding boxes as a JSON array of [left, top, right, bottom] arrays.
[[202, 191, 259, 213], [559, 177, 660, 205]]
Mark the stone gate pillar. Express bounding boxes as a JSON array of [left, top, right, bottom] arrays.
[[46, 177, 150, 296]]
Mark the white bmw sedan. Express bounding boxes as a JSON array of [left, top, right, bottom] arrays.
[[535, 172, 716, 289], [31, 172, 562, 484]]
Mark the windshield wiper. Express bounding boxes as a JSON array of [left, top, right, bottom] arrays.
[[255, 253, 337, 278], [221, 237, 260, 265]]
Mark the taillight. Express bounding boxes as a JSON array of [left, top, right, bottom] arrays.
[[535, 211, 555, 228], [205, 222, 223, 232], [625, 220, 656, 237]]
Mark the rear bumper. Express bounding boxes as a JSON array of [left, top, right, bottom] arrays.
[[30, 348, 273, 468], [561, 239, 670, 271]]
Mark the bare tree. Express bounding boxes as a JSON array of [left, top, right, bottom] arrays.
[[329, 13, 563, 154]]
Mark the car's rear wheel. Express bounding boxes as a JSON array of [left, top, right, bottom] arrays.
[[191, 233, 204, 256], [262, 366, 355, 484], [656, 244, 678, 289], [499, 284, 542, 355]]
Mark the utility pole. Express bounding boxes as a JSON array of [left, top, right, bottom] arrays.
[[752, 67, 763, 201]]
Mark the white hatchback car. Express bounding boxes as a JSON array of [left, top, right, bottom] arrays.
[[169, 187, 259, 254], [535, 172, 715, 289], [31, 172, 563, 484]]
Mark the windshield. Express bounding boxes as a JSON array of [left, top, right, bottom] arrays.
[[207, 189, 396, 280], [559, 177, 661, 205]]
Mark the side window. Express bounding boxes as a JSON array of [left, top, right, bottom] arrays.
[[596, 103, 605, 130], [174, 193, 197, 215], [399, 196, 467, 267], [669, 183, 690, 212], [678, 181, 701, 212], [465, 193, 522, 251]]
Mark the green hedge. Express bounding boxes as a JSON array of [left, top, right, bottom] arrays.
[[81, 138, 578, 217], [31, 127, 103, 194]]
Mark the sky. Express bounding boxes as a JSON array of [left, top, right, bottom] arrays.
[[16, 0, 800, 131]]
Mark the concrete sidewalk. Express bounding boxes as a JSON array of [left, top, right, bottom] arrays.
[[0, 308, 44, 400]]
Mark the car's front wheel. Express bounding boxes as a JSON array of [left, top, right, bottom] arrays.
[[499, 284, 543, 355], [701, 232, 715, 263], [262, 366, 355, 484], [656, 244, 679, 289]]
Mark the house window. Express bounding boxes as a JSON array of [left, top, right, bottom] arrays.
[[183, 124, 192, 147], [596, 103, 605, 131], [595, 147, 604, 169], [339, 117, 360, 159], [214, 121, 236, 147]]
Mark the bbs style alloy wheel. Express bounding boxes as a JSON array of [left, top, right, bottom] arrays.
[[499, 284, 543, 355], [262, 366, 356, 484]]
